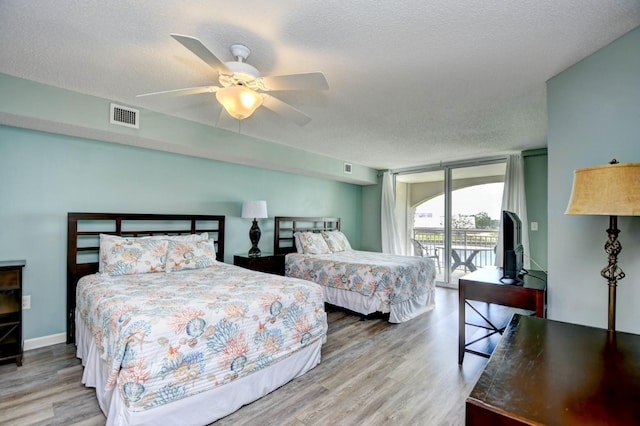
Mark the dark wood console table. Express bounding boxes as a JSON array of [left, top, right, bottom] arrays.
[[459, 267, 546, 363], [466, 314, 640, 425]]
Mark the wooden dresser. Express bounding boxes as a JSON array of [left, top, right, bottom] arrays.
[[466, 314, 640, 425]]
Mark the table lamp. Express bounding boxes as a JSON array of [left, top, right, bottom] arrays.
[[565, 160, 640, 332], [241, 200, 268, 257]]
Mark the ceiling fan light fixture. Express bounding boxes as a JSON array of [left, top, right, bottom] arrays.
[[215, 86, 263, 120], [141, 35, 326, 124]]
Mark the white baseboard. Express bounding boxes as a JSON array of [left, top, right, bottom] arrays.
[[24, 332, 67, 351]]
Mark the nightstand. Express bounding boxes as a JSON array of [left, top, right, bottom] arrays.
[[0, 260, 25, 366], [233, 253, 285, 276]]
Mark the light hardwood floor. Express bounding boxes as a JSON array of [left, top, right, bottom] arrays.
[[0, 287, 499, 426]]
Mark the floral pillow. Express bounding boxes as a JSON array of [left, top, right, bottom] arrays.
[[321, 230, 352, 252], [294, 232, 303, 253], [144, 232, 209, 242], [100, 234, 168, 276], [295, 231, 331, 255], [165, 239, 217, 272], [99, 233, 209, 273]]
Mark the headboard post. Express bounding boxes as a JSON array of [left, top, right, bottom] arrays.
[[66, 213, 226, 344], [66, 215, 78, 343]]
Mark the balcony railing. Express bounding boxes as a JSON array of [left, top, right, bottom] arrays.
[[413, 227, 499, 271]]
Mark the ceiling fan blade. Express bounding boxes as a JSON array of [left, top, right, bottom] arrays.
[[170, 33, 231, 73], [261, 94, 312, 126], [259, 72, 329, 92], [136, 86, 220, 98]]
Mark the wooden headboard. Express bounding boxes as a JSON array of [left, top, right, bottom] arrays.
[[66, 212, 225, 343], [273, 216, 340, 255]]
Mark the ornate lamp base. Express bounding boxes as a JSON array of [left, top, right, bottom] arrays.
[[248, 218, 262, 258], [601, 215, 625, 332]]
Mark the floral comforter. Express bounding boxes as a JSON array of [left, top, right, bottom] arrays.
[[76, 263, 327, 412], [285, 250, 436, 305]]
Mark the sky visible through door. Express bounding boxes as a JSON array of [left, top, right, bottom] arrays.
[[415, 182, 504, 228]]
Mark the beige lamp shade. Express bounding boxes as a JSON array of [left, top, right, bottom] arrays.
[[216, 86, 263, 120], [566, 162, 640, 216]]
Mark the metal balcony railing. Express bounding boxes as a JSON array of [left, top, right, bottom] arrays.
[[413, 227, 499, 271]]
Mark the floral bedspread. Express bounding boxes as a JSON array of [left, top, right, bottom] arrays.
[[285, 251, 436, 305], [76, 263, 327, 412]]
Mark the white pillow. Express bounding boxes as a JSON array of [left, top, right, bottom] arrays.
[[296, 231, 331, 255], [321, 230, 352, 252]]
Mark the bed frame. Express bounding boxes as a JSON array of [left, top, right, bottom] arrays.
[[66, 212, 225, 344], [274, 216, 340, 255]]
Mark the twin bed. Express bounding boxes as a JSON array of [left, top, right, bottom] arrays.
[[274, 216, 436, 323], [67, 213, 327, 426]]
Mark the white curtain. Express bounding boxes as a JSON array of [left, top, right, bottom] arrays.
[[495, 154, 531, 269], [381, 171, 403, 254]]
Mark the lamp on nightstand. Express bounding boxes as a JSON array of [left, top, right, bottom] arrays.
[[241, 200, 268, 258], [565, 160, 640, 332]]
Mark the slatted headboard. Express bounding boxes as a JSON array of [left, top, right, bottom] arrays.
[[273, 216, 340, 255], [66, 212, 225, 343]]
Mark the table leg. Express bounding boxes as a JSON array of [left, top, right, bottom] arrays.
[[535, 292, 545, 318], [459, 283, 465, 364], [451, 250, 464, 272], [464, 250, 480, 272]]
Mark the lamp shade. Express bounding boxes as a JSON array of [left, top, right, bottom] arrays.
[[566, 162, 640, 216], [216, 86, 263, 120], [241, 200, 268, 219]]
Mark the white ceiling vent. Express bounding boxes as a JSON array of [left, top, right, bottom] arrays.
[[344, 162, 353, 174], [110, 103, 139, 129]]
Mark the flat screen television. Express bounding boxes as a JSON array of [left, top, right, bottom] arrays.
[[502, 210, 524, 281]]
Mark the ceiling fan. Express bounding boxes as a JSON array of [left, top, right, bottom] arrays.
[[137, 34, 329, 125]]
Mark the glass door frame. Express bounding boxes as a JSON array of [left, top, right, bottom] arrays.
[[394, 155, 507, 286]]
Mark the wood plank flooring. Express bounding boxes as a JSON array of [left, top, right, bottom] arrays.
[[0, 287, 503, 425]]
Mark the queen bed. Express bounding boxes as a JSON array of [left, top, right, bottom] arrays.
[[274, 216, 436, 323], [67, 213, 327, 426]]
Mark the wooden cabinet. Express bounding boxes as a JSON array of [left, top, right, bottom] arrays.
[[233, 253, 285, 276], [0, 260, 25, 366]]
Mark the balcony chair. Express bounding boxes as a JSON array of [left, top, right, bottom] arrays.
[[411, 239, 441, 273]]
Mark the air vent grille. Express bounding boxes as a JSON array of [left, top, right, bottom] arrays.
[[110, 103, 139, 129], [344, 162, 353, 174]]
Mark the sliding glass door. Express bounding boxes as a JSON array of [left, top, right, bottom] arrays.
[[400, 170, 446, 281], [396, 160, 505, 287]]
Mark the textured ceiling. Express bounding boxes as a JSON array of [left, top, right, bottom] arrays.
[[1, 1, 639, 170]]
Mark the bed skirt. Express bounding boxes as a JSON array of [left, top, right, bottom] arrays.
[[321, 284, 435, 323], [76, 309, 323, 426]]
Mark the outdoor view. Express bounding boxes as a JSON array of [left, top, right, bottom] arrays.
[[415, 183, 504, 228], [414, 182, 504, 278]]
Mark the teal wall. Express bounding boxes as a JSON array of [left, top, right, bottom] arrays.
[[0, 125, 363, 341], [547, 26, 640, 333], [523, 148, 548, 271], [0, 73, 378, 186], [361, 176, 382, 252]]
